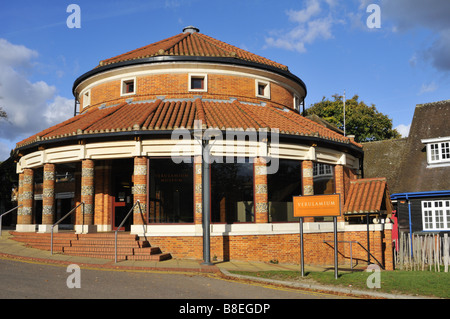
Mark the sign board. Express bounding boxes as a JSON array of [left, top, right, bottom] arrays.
[[293, 194, 341, 218]]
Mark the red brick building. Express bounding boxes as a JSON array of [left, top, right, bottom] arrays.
[[13, 27, 394, 269]]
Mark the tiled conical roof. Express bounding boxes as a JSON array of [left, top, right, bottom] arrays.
[[97, 27, 288, 71], [16, 99, 361, 149]]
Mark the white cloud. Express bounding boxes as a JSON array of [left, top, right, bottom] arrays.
[[0, 38, 73, 148], [419, 81, 438, 95], [395, 123, 411, 138], [379, 0, 450, 72], [265, 0, 338, 53]]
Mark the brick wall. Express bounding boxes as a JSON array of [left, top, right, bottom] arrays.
[[81, 73, 295, 113], [147, 226, 394, 270]]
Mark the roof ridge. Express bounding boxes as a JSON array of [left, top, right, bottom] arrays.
[[99, 33, 188, 66]]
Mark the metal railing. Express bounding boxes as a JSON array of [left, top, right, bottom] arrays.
[[51, 202, 84, 255], [0, 205, 22, 237], [323, 240, 385, 270], [115, 200, 147, 263]]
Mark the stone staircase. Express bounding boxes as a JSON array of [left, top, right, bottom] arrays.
[[9, 231, 171, 261]]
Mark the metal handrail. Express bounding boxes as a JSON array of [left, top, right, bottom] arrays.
[[115, 200, 147, 263], [51, 202, 84, 255], [0, 205, 22, 237], [323, 240, 385, 270]]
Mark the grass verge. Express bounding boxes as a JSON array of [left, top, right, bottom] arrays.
[[230, 268, 450, 299]]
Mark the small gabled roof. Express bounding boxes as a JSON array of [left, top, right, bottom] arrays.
[[344, 177, 391, 215]]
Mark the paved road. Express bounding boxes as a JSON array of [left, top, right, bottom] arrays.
[[0, 258, 347, 301]]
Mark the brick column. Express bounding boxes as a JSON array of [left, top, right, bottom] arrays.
[[78, 159, 95, 233], [334, 164, 345, 222], [94, 161, 112, 231], [17, 173, 24, 225], [194, 155, 202, 225], [40, 163, 56, 232], [302, 160, 314, 222], [254, 157, 268, 223], [16, 168, 35, 232], [133, 157, 147, 225]]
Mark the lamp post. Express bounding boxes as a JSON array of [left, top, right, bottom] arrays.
[[192, 123, 219, 266], [201, 136, 213, 265]]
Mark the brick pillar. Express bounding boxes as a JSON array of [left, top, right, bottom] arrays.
[[78, 159, 94, 232], [254, 157, 268, 223], [41, 163, 56, 231], [133, 157, 147, 225], [383, 227, 394, 270], [22, 168, 34, 224], [194, 155, 202, 225], [17, 173, 24, 225], [302, 160, 314, 222], [94, 161, 111, 231], [334, 164, 345, 222]]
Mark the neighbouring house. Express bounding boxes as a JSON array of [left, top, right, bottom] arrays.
[[364, 100, 450, 237]]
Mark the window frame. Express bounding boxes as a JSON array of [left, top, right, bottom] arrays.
[[255, 79, 270, 99], [82, 89, 91, 108], [422, 137, 450, 167], [421, 200, 450, 231], [120, 77, 136, 96], [188, 73, 208, 92]]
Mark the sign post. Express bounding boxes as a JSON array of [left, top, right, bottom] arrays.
[[293, 194, 341, 279]]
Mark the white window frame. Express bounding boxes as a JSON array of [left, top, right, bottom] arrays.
[[82, 89, 91, 108], [255, 79, 270, 99], [422, 137, 450, 168], [188, 73, 207, 92], [421, 200, 450, 231], [293, 94, 300, 111], [121, 77, 136, 96]]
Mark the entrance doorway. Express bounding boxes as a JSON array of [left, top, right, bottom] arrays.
[[111, 159, 133, 231]]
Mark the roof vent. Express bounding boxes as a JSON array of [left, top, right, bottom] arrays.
[[183, 26, 200, 34]]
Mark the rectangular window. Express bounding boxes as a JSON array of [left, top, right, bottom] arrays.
[[189, 74, 207, 92], [82, 90, 91, 108], [423, 137, 450, 167], [121, 78, 136, 96], [255, 80, 270, 99], [421, 200, 450, 231]]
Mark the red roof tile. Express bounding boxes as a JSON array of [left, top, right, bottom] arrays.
[[98, 31, 288, 71], [344, 178, 390, 215], [16, 99, 361, 149]]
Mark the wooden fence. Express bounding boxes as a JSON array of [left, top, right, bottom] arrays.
[[394, 233, 449, 272]]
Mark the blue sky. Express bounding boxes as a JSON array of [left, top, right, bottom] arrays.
[[0, 0, 449, 160]]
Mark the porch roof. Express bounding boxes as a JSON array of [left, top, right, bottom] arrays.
[[344, 177, 391, 215]]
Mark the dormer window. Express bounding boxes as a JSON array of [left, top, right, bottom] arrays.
[[422, 137, 450, 167], [255, 80, 270, 99], [121, 77, 136, 96], [189, 74, 207, 92]]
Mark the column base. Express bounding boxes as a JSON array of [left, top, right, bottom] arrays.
[[15, 224, 37, 232], [75, 225, 97, 234], [96, 224, 112, 232], [38, 224, 57, 233]]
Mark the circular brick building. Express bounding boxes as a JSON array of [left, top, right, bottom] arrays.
[[12, 27, 393, 267]]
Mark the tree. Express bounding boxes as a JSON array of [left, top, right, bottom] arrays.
[[0, 106, 6, 120], [307, 94, 400, 143]]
